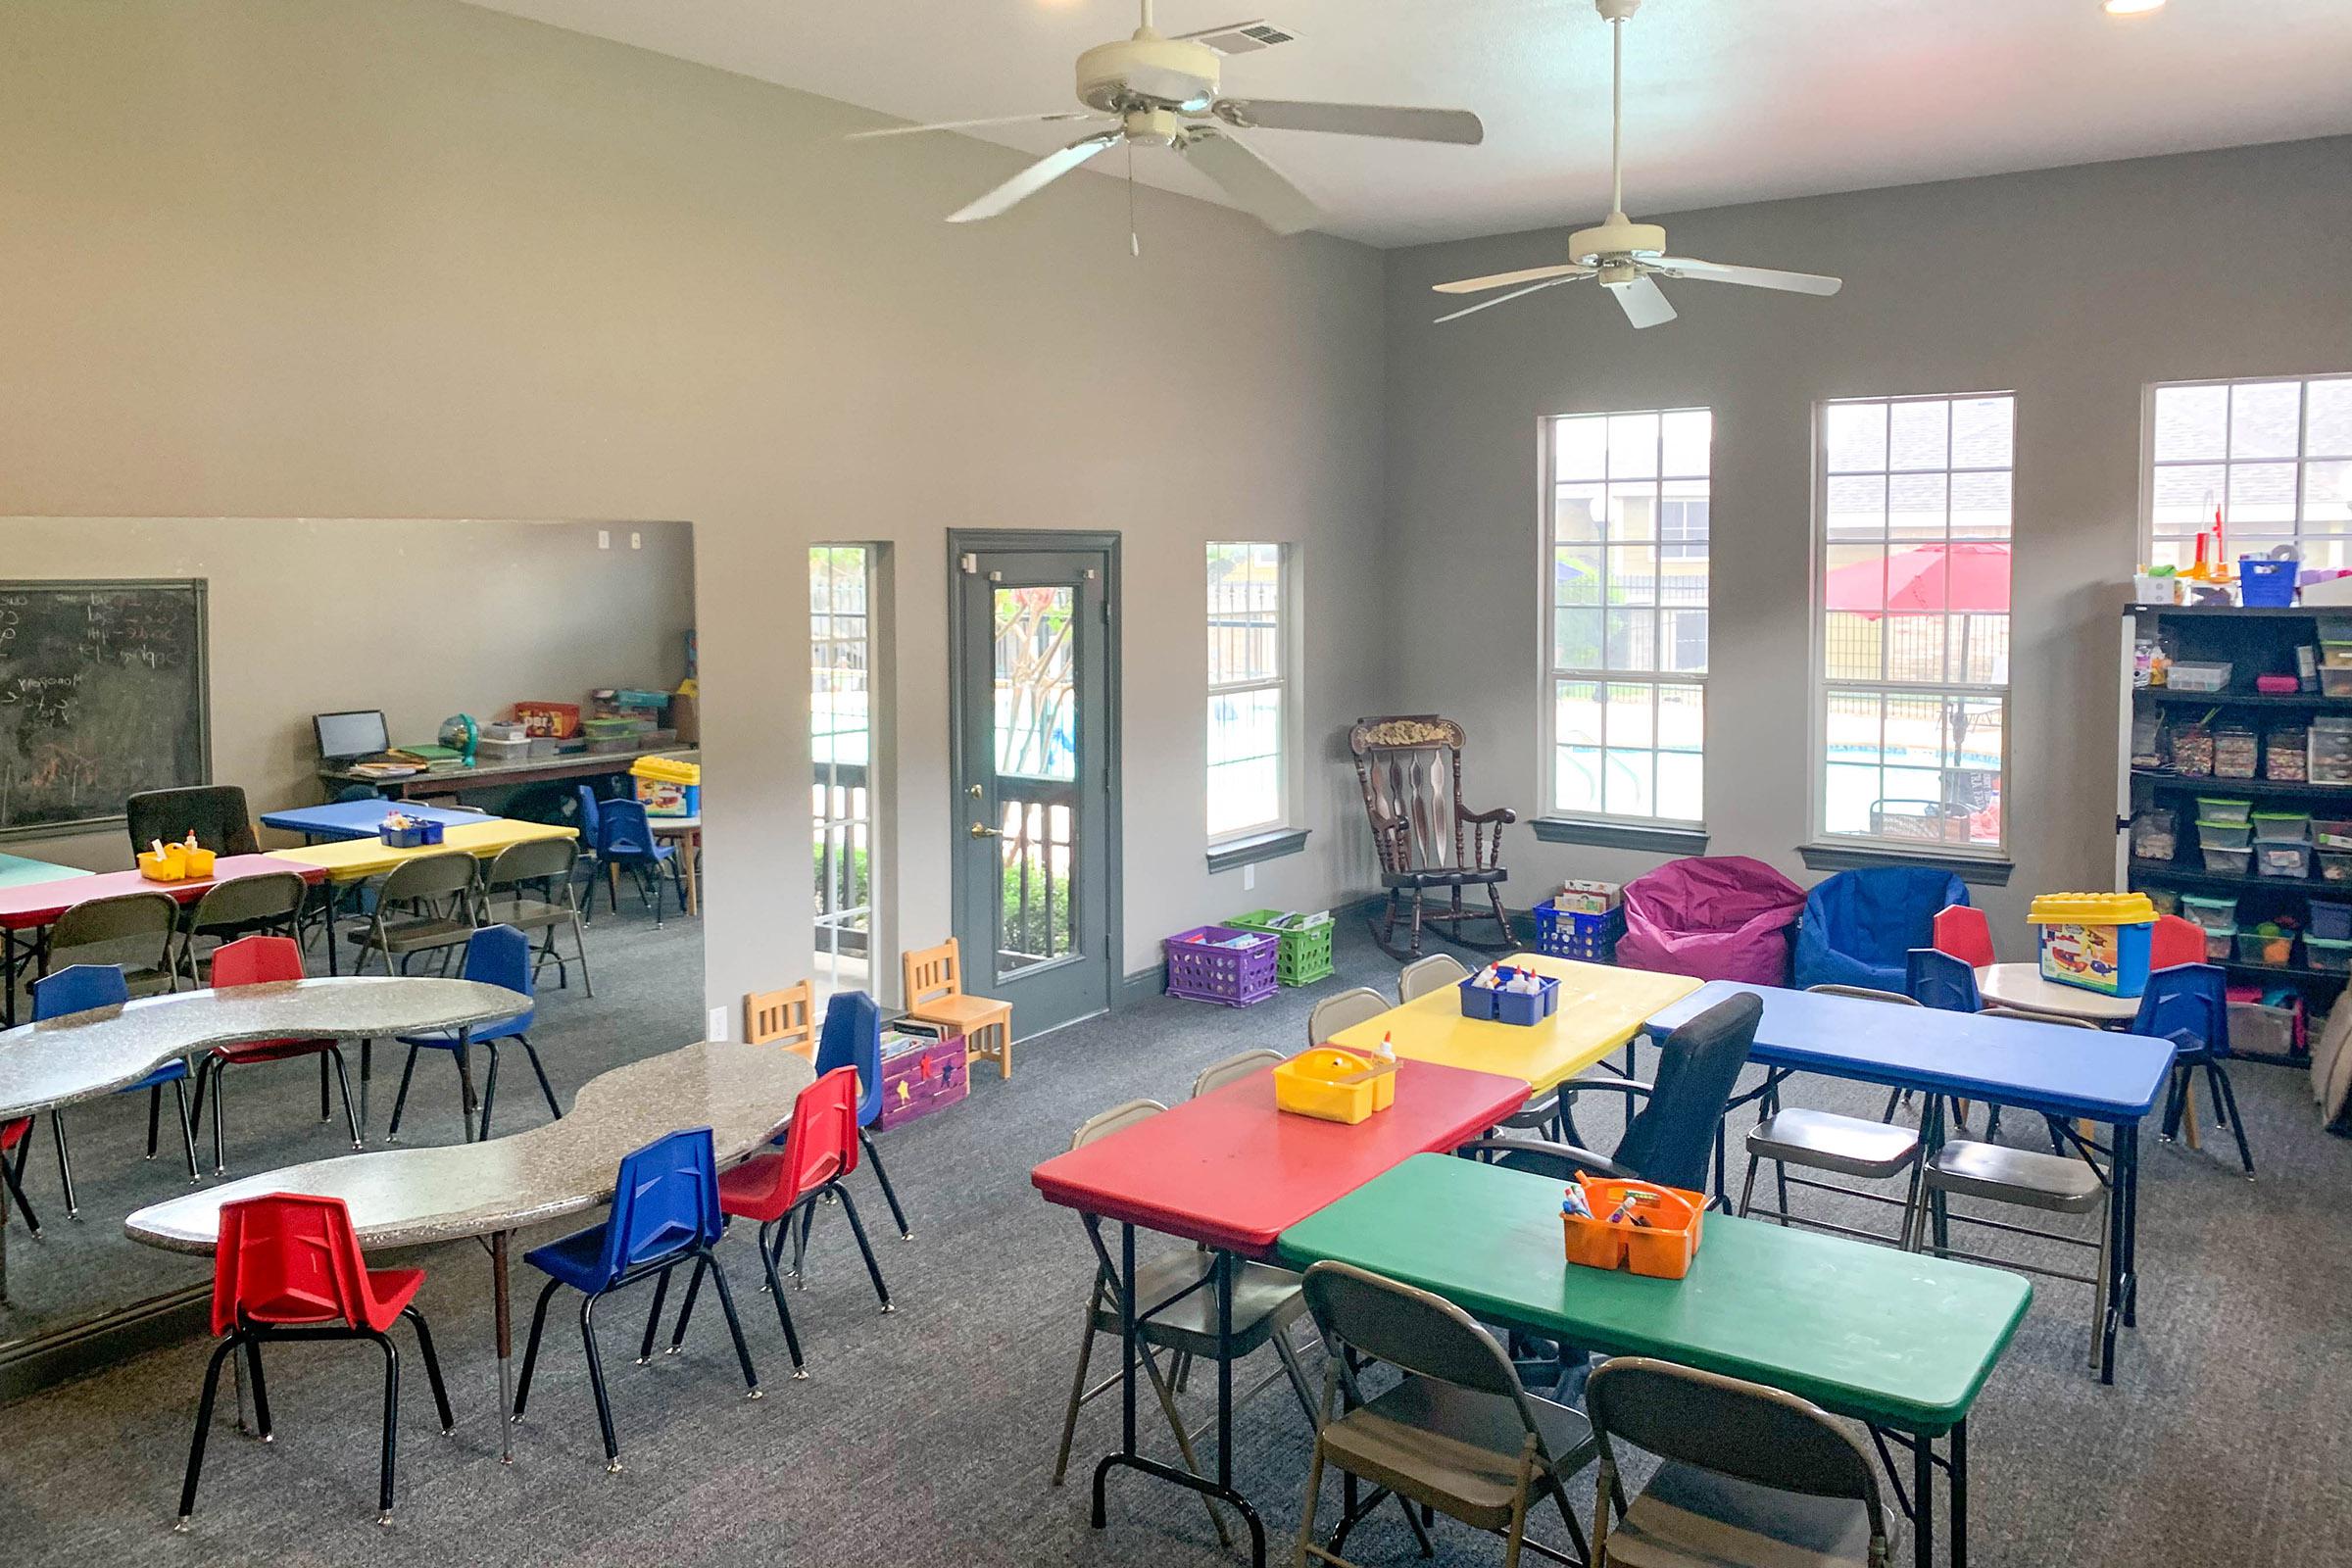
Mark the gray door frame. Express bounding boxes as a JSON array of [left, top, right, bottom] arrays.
[[946, 528, 1123, 1035]]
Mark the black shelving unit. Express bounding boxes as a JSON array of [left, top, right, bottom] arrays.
[[2126, 603, 2352, 1054]]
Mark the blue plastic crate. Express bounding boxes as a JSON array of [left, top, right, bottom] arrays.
[[1534, 904, 1624, 962], [2238, 557, 2298, 608], [378, 819, 446, 849]]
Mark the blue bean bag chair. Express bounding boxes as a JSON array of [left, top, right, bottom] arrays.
[[1792, 866, 1969, 994]]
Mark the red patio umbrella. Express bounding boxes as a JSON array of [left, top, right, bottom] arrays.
[[1823, 542, 2011, 616]]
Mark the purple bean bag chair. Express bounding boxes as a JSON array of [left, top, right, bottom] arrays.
[[1616, 856, 1807, 986]]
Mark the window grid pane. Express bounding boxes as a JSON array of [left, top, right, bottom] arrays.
[[1547, 408, 1711, 825], [811, 546, 877, 998], [2149, 375, 2352, 564], [1206, 542, 1289, 840], [1816, 394, 2011, 853]]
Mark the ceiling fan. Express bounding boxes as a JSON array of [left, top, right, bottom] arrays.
[[1432, 0, 1840, 329], [850, 1, 1485, 237]]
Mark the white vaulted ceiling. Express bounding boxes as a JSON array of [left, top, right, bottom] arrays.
[[462, 0, 2352, 246]]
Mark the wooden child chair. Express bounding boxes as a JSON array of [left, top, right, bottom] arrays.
[[902, 938, 1013, 1081], [745, 979, 816, 1059]]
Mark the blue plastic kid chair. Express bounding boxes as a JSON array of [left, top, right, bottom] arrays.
[[590, 796, 677, 929], [2136, 963, 2250, 1178], [34, 963, 197, 1214], [792, 993, 915, 1282], [511, 1126, 760, 1472], [1895, 948, 1993, 1133], [1793, 867, 1969, 993], [388, 925, 560, 1144]]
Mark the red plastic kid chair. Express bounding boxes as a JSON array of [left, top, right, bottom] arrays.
[[1932, 904, 1996, 969], [190, 936, 362, 1175], [2149, 914, 2206, 972], [662, 1066, 894, 1378], [178, 1193, 453, 1531]]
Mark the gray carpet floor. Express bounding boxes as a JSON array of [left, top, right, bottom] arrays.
[[4, 908, 2352, 1567]]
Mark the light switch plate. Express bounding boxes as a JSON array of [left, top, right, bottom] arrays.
[[1242, 863, 1255, 891], [597, 528, 612, 550], [707, 1004, 729, 1042]]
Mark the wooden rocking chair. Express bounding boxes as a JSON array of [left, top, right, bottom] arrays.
[[1348, 715, 1517, 961]]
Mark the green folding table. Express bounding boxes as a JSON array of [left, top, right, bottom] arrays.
[[1277, 1153, 2032, 1568]]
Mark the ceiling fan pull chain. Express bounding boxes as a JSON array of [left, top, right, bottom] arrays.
[[1128, 142, 1141, 257]]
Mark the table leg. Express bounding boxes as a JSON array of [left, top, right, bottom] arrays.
[[0, 1158, 10, 1305], [1950, 1420, 1968, 1568], [454, 1028, 478, 1144], [2, 928, 23, 1028], [680, 831, 699, 917], [492, 1231, 515, 1464], [1913, 1421, 1935, 1568], [358, 1039, 372, 1138], [1090, 1219, 1138, 1528], [2120, 1122, 2140, 1329]]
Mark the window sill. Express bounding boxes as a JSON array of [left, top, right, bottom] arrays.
[[1531, 817, 1709, 855], [1798, 842, 2014, 886], [1205, 827, 1309, 874]]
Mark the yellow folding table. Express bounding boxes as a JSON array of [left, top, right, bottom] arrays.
[[274, 817, 578, 884], [1327, 952, 1701, 1093]]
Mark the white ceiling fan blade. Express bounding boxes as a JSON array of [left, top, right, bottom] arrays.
[[1434, 263, 1591, 296], [1177, 129, 1322, 235], [1604, 273, 1678, 329], [947, 131, 1124, 223], [1210, 99, 1484, 145], [848, 111, 1104, 141], [1434, 275, 1580, 325], [1654, 256, 1843, 297]]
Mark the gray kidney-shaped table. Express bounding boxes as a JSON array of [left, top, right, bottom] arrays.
[[126, 1037, 813, 1462], [0, 977, 524, 1298]]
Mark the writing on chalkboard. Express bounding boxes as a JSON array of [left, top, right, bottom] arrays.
[[0, 581, 209, 838]]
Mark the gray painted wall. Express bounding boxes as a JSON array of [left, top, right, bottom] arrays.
[[0, 0, 1392, 1011], [1381, 137, 2352, 953], [1, 517, 695, 870]]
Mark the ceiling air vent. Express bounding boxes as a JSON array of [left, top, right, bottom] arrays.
[[1191, 21, 1298, 56]]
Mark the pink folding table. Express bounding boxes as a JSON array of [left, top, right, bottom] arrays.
[[0, 855, 329, 1025], [1031, 1058, 1528, 1567]]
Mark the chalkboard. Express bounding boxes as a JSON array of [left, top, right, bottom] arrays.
[[0, 581, 210, 839]]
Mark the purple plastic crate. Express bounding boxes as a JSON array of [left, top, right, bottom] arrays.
[[1164, 924, 1280, 1007]]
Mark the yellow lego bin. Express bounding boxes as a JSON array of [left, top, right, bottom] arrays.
[[1272, 1049, 1398, 1125]]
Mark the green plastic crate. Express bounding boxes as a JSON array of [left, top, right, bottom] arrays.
[[1226, 909, 1335, 986]]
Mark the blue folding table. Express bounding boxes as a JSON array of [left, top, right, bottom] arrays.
[[1643, 979, 2173, 1384], [258, 801, 486, 843]]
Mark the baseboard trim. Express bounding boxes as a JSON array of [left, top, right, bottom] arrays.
[[1118, 965, 1164, 1008], [0, 1284, 206, 1404]]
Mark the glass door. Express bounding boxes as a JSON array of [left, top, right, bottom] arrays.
[[951, 536, 1116, 1036]]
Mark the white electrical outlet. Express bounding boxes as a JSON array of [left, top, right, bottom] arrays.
[[708, 1004, 729, 1042], [630, 530, 643, 550], [597, 528, 612, 550], [1242, 862, 1256, 891]]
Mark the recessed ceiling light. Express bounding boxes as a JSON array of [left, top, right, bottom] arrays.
[[2103, 0, 2166, 15]]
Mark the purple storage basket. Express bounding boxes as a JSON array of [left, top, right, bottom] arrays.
[[1164, 924, 1280, 1007]]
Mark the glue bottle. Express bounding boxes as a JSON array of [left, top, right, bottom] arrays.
[[1375, 1031, 1395, 1062]]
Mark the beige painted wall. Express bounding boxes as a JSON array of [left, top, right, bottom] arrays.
[[1, 517, 694, 870], [1381, 137, 2352, 955], [0, 0, 1392, 1010]]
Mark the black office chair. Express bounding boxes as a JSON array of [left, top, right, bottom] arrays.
[[1470, 992, 1763, 1196], [125, 786, 262, 860], [1466, 994, 1762, 1400]]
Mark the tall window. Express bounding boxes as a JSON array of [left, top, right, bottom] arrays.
[[810, 546, 875, 996], [2147, 374, 2352, 569], [1544, 408, 1711, 824], [1206, 541, 1290, 841], [1816, 393, 2013, 853]]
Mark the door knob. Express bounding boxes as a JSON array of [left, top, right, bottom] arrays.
[[968, 820, 1002, 839]]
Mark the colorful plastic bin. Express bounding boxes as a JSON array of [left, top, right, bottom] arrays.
[[1225, 909, 1336, 987], [1458, 968, 1561, 1026], [1534, 904, 1625, 962], [1272, 1048, 1398, 1124], [2238, 557, 2299, 608], [1163, 924, 1280, 1007], [378, 818, 445, 850], [1561, 1177, 1705, 1280], [2028, 892, 2156, 998]]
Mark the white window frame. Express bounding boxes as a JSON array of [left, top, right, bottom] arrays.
[[2140, 372, 2352, 567], [811, 544, 879, 998], [1205, 541, 1297, 844], [1540, 408, 1712, 829], [1808, 391, 2014, 858]]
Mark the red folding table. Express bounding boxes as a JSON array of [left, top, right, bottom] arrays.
[[1031, 1058, 1529, 1566], [0, 856, 330, 1025]]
